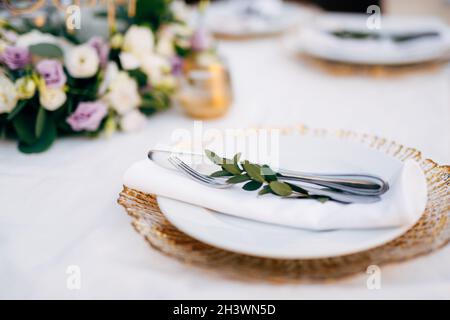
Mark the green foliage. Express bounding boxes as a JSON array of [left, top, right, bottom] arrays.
[[128, 69, 148, 87], [12, 110, 36, 145], [174, 43, 192, 58], [18, 118, 56, 153], [66, 72, 101, 102], [269, 181, 292, 196], [226, 174, 250, 184], [139, 90, 171, 115], [7, 100, 29, 121], [206, 150, 329, 202], [210, 170, 233, 177], [11, 104, 56, 153], [95, 0, 175, 31], [243, 180, 263, 191], [29, 43, 63, 59], [133, 0, 175, 30]]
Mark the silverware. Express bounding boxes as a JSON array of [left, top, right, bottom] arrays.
[[148, 149, 389, 196], [391, 31, 440, 43], [168, 156, 232, 189], [277, 170, 388, 196], [168, 156, 381, 204], [331, 30, 440, 43]]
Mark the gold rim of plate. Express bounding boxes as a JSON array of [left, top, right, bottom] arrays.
[[299, 54, 447, 77], [118, 125, 450, 282]]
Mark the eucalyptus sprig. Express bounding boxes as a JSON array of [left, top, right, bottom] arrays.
[[205, 150, 329, 202]]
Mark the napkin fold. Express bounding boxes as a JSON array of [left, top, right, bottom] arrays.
[[123, 159, 427, 230]]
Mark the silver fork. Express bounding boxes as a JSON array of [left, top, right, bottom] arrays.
[[168, 156, 381, 204], [168, 156, 232, 189]]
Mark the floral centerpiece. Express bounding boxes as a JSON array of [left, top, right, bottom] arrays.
[[0, 0, 213, 153]]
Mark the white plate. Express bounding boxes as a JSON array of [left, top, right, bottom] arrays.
[[297, 14, 450, 65], [157, 135, 422, 259], [205, 1, 302, 37]]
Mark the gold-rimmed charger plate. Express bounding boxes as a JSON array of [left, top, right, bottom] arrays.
[[118, 125, 449, 281]]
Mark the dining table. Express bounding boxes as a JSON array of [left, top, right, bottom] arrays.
[[1, 29, 449, 299]]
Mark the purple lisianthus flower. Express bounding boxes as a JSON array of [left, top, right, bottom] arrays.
[[66, 101, 108, 132], [36, 59, 67, 89], [190, 28, 211, 52], [1, 46, 30, 70], [88, 36, 109, 68], [171, 56, 183, 76]]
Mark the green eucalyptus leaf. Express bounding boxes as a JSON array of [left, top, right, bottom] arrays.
[[210, 170, 233, 177], [286, 182, 308, 195], [205, 150, 224, 165], [233, 152, 241, 164], [258, 185, 272, 196], [261, 164, 278, 182], [222, 163, 242, 175], [29, 43, 63, 59], [242, 161, 265, 183], [226, 174, 250, 184], [206, 150, 334, 203], [269, 181, 292, 196], [243, 180, 262, 191]]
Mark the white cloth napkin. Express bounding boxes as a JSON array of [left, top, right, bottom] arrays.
[[123, 159, 427, 230]]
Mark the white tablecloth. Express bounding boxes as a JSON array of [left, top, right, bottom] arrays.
[[1, 37, 449, 299]]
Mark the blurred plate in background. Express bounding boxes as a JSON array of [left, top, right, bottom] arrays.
[[296, 14, 450, 65], [205, 0, 303, 37]]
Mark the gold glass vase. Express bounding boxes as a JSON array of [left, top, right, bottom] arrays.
[[177, 54, 232, 119]]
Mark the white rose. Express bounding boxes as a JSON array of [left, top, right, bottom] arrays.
[[156, 26, 177, 57], [140, 54, 171, 85], [39, 86, 66, 111], [15, 77, 36, 99], [120, 109, 147, 132], [0, 74, 18, 114], [123, 26, 154, 60], [65, 45, 99, 78], [105, 72, 141, 115], [156, 35, 174, 57], [119, 52, 141, 70], [98, 62, 119, 95]]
